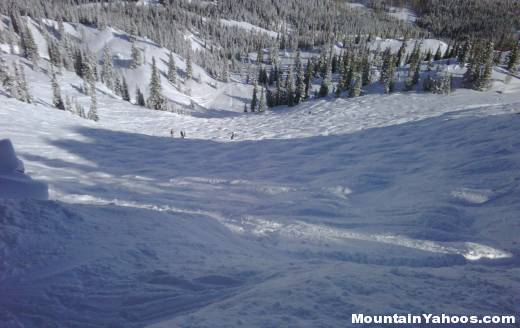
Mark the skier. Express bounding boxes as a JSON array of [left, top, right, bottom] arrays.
[[180, 131, 185, 139], [231, 132, 236, 140], [170, 129, 174, 137]]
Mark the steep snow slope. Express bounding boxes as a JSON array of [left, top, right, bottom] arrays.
[[1, 70, 520, 327], [18, 16, 253, 116]]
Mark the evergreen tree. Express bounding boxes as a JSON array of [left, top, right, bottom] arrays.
[[349, 71, 362, 98], [507, 42, 519, 72], [318, 61, 331, 98], [51, 71, 65, 110], [1, 58, 18, 99], [130, 43, 143, 69], [222, 59, 229, 82], [18, 64, 31, 103], [136, 87, 145, 106], [74, 48, 84, 77], [434, 45, 443, 61], [303, 59, 312, 99], [114, 75, 122, 96], [380, 49, 396, 93], [361, 53, 371, 86], [75, 100, 86, 118], [7, 21, 15, 54], [258, 87, 266, 112], [396, 41, 407, 67], [101, 46, 114, 90], [21, 26, 39, 68], [82, 54, 95, 95], [295, 61, 305, 104], [48, 39, 63, 73], [121, 76, 130, 101], [286, 68, 295, 106], [186, 51, 193, 80], [87, 80, 99, 121], [147, 57, 167, 110], [65, 95, 72, 112], [477, 41, 494, 91], [251, 81, 258, 112]]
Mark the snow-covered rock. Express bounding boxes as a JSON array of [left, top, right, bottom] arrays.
[[0, 139, 48, 200]]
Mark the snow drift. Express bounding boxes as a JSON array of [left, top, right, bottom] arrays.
[[0, 139, 48, 200]]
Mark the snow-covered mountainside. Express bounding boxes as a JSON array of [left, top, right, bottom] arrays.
[[1, 14, 520, 328]]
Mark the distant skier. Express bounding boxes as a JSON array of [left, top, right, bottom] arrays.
[[231, 132, 236, 140], [170, 129, 174, 138], [180, 131, 185, 139]]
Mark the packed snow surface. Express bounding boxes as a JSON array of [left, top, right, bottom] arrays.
[[1, 17, 520, 328]]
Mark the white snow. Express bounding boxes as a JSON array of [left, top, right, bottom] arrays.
[[220, 19, 278, 38], [0, 139, 48, 200], [370, 38, 448, 56], [1, 18, 520, 328]]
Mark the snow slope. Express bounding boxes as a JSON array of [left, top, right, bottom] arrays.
[[1, 16, 520, 328], [2, 70, 520, 326]]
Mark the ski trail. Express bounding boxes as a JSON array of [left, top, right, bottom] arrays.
[[57, 194, 512, 262]]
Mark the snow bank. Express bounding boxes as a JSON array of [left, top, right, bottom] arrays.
[[0, 139, 48, 200]]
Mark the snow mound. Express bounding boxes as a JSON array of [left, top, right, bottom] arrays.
[[0, 139, 48, 200], [451, 188, 493, 204]]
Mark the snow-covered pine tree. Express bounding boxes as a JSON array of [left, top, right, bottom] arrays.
[[48, 39, 63, 73], [361, 53, 371, 86], [114, 75, 122, 96], [12, 63, 23, 102], [222, 59, 229, 82], [51, 71, 65, 110], [130, 43, 142, 69], [1, 58, 18, 99], [477, 41, 494, 91], [0, 56, 9, 84], [396, 41, 406, 67], [101, 46, 114, 90], [57, 17, 65, 39], [87, 80, 99, 121], [64, 95, 72, 112], [507, 42, 519, 72], [21, 25, 39, 69], [81, 54, 95, 95], [458, 41, 471, 65], [286, 68, 295, 106], [318, 60, 331, 98], [349, 71, 362, 98], [136, 87, 145, 106], [61, 36, 74, 71], [258, 87, 266, 112], [74, 48, 84, 77], [18, 64, 31, 103], [186, 51, 193, 80], [434, 45, 443, 61], [251, 81, 258, 112], [7, 21, 15, 54], [75, 100, 86, 118], [380, 48, 396, 94], [295, 60, 305, 104], [147, 57, 167, 110], [121, 76, 130, 102], [167, 51, 176, 84], [304, 59, 312, 99], [441, 71, 453, 94]]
